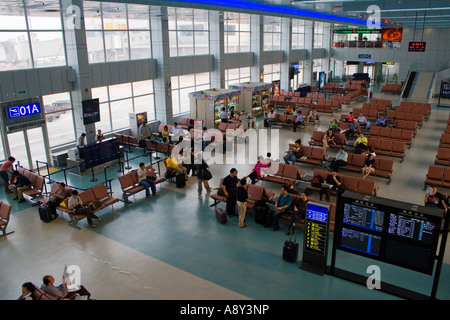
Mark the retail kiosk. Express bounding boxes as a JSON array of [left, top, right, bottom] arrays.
[[228, 82, 272, 117], [189, 88, 240, 128]]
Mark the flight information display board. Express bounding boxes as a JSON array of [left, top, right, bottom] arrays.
[[300, 202, 331, 275], [408, 42, 426, 52], [304, 203, 329, 255], [335, 191, 442, 275]]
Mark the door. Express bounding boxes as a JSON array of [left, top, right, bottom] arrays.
[[6, 126, 49, 170]]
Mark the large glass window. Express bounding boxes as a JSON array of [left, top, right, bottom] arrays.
[[0, 0, 66, 70], [168, 7, 209, 57], [171, 72, 210, 115], [225, 67, 250, 88], [42, 92, 76, 147], [224, 12, 250, 53], [84, 2, 152, 64], [263, 16, 281, 51], [292, 19, 305, 50], [314, 21, 325, 49], [91, 81, 155, 133], [263, 63, 280, 84]]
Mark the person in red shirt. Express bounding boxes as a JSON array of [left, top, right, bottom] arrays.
[[0, 156, 15, 194]]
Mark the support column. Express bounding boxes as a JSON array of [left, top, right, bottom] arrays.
[[150, 6, 173, 125], [250, 14, 263, 82], [280, 18, 292, 91], [61, 0, 95, 144], [323, 22, 332, 78], [303, 20, 314, 85], [209, 11, 225, 89]]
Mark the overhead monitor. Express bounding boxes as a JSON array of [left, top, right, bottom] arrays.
[[82, 98, 100, 125]]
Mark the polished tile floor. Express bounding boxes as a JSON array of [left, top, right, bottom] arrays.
[[1, 89, 450, 301]]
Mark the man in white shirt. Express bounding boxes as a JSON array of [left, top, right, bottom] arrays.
[[77, 133, 86, 147], [137, 162, 158, 198], [170, 123, 179, 134], [219, 107, 228, 122], [357, 113, 367, 124], [267, 110, 276, 127]]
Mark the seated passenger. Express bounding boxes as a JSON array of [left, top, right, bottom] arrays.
[[41, 274, 91, 300], [376, 115, 386, 127], [137, 162, 158, 198], [329, 148, 348, 171], [287, 191, 309, 235], [322, 128, 336, 153], [362, 153, 375, 179], [345, 119, 360, 140], [67, 190, 102, 228], [357, 113, 367, 124], [319, 170, 344, 202], [354, 132, 368, 154], [328, 119, 339, 133], [47, 182, 70, 218], [264, 184, 292, 232], [306, 107, 319, 126], [283, 139, 302, 165]]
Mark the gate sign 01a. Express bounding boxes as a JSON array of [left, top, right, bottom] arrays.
[[7, 103, 41, 119]]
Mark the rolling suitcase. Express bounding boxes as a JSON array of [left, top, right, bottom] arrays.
[[254, 204, 268, 225], [215, 208, 227, 224], [39, 204, 56, 223], [282, 234, 299, 262], [175, 172, 186, 188]]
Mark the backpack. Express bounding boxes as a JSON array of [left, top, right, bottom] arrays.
[[311, 175, 323, 188]]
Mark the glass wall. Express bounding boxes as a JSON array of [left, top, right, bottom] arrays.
[[42, 92, 75, 147], [168, 7, 209, 57], [292, 19, 305, 50], [0, 0, 66, 71], [263, 63, 281, 83], [263, 16, 281, 51], [91, 80, 155, 132], [225, 67, 250, 88], [224, 12, 250, 53], [84, 2, 152, 64], [171, 72, 210, 115], [313, 21, 324, 48]]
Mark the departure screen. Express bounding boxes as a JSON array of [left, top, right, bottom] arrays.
[[343, 203, 384, 232], [388, 214, 436, 244], [340, 228, 381, 257]]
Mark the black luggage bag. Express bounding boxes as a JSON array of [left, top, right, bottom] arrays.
[[175, 172, 186, 188], [215, 208, 227, 224], [39, 204, 57, 223], [282, 235, 299, 262]]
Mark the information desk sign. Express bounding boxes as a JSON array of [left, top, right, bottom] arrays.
[[300, 202, 331, 275]]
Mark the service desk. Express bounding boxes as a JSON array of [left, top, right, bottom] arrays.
[[77, 138, 121, 169]]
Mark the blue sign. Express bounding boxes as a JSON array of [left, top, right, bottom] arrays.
[[306, 203, 329, 223], [358, 54, 372, 59], [7, 103, 41, 119]]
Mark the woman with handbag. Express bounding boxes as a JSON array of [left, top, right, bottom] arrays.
[[194, 153, 212, 197], [67, 190, 101, 228]]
